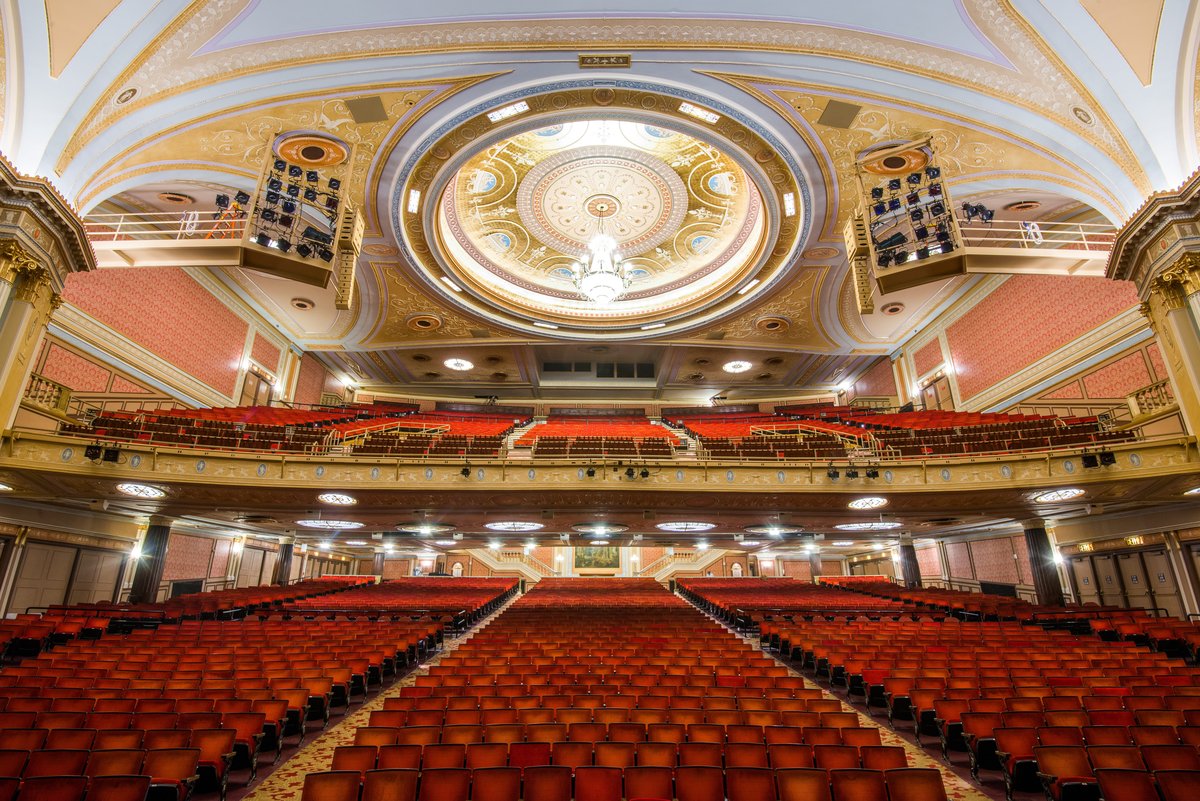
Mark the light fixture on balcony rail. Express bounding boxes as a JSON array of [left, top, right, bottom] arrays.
[[572, 214, 630, 305]]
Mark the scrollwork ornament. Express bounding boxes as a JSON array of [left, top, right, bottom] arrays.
[[0, 240, 41, 284]]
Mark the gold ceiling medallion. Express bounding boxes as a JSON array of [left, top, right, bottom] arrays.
[[406, 314, 444, 332], [276, 133, 350, 168], [398, 86, 805, 340]]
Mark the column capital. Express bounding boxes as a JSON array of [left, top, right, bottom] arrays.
[[1151, 271, 1190, 311], [1020, 517, 1047, 531], [0, 240, 40, 283]]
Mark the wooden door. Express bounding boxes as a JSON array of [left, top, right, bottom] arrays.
[[8, 543, 75, 614], [1093, 554, 1126, 606], [1070, 557, 1100, 604], [1142, 550, 1185, 618], [66, 550, 124, 605], [1117, 553, 1152, 611]]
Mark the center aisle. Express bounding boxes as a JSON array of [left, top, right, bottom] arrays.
[[298, 577, 961, 801]]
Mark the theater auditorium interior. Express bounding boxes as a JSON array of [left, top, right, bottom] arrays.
[[1, 2, 1200, 800]]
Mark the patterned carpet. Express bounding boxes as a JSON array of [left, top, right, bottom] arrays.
[[241, 596, 999, 801]]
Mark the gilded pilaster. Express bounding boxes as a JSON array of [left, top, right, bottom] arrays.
[[0, 256, 61, 434], [1143, 259, 1200, 435]]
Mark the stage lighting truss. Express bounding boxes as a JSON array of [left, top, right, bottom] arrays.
[[248, 154, 346, 261], [854, 139, 962, 274]]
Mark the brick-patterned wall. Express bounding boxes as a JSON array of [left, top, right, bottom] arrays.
[[946, 541, 973, 578], [161, 533, 214, 581], [945, 276, 1138, 401], [63, 268, 249, 397], [916, 546, 941, 577], [250, 332, 281, 374], [853, 357, 897, 399], [779, 559, 812, 580], [209, 540, 230, 578], [638, 546, 667, 566], [969, 537, 1020, 584], [913, 340, 943, 377], [383, 559, 413, 579], [294, 355, 329, 406], [1012, 535, 1033, 585]]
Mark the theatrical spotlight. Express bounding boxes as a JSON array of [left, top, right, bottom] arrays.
[[827, 467, 840, 480], [460, 467, 471, 478], [234, 191, 251, 205], [1082, 453, 1100, 469], [865, 468, 880, 479], [1099, 451, 1117, 466], [625, 468, 636, 479], [215, 194, 230, 210], [640, 469, 650, 479], [845, 468, 860, 479], [84, 445, 103, 461], [585, 467, 596, 478], [962, 202, 994, 223], [102, 448, 120, 463], [273, 158, 287, 172]]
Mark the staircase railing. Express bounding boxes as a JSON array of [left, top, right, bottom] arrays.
[[22, 373, 72, 415], [1127, 379, 1176, 419]]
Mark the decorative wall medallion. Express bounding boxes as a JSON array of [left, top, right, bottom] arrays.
[[802, 247, 839, 260], [675, 470, 684, 481], [940, 468, 951, 481], [129, 455, 142, 468], [726, 470, 735, 482], [476, 468, 485, 480], [883, 470, 894, 483], [1000, 464, 1013, 479], [60, 448, 73, 462], [1063, 460, 1075, 473], [371, 467, 381, 480], [275, 132, 350, 167], [527, 469, 536, 480], [777, 471, 786, 483], [1129, 453, 1142, 467], [425, 468, 434, 479], [315, 465, 325, 478], [257, 464, 268, 477], [196, 460, 206, 473]]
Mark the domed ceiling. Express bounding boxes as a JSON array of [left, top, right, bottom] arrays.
[[437, 119, 765, 329]]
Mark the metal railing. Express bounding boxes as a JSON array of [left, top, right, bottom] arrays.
[[82, 211, 248, 242], [958, 220, 1115, 252], [1127, 379, 1176, 418], [22, 373, 71, 415]]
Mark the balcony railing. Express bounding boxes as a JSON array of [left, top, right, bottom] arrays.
[[22, 373, 71, 415], [1128, 379, 1176, 418], [82, 211, 248, 242], [958, 220, 1115, 252]]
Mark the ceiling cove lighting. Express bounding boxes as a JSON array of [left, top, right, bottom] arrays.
[[835, 521, 903, 531], [296, 519, 364, 529], [487, 100, 530, 123], [440, 276, 463, 292], [485, 521, 544, 532], [656, 522, 716, 532], [831, 540, 855, 547], [115, 483, 166, 499], [723, 360, 752, 373], [848, 497, 888, 510], [736, 279, 760, 296], [344, 540, 368, 546], [435, 539, 456, 546], [1184, 487, 1200, 496], [679, 102, 720, 124], [1032, 488, 1085, 503], [640, 322, 666, 330], [744, 524, 803, 536], [444, 358, 474, 371], [0, 483, 13, 492], [317, 492, 356, 505]]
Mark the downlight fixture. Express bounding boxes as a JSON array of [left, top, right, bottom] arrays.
[[444, 358, 474, 371], [848, 497, 888, 510], [834, 521, 903, 531], [296, 519, 364, 529], [485, 521, 544, 532], [656, 522, 716, 532], [722, 361, 752, 374], [744, 524, 802, 536], [317, 492, 357, 505]]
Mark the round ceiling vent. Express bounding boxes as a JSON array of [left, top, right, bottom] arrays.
[[755, 372, 774, 381], [861, 146, 930, 176], [693, 358, 711, 366], [687, 372, 705, 381], [491, 372, 509, 381], [588, 345, 610, 354], [406, 315, 443, 332], [423, 372, 442, 379], [412, 354, 431, 362], [755, 316, 791, 333], [1003, 200, 1042, 212], [115, 87, 137, 104], [880, 302, 905, 316], [290, 297, 315, 310], [275, 132, 350, 168], [764, 356, 784, 366], [485, 356, 503, 365], [157, 192, 195, 206]]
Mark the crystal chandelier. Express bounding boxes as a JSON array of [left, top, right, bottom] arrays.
[[573, 230, 630, 305]]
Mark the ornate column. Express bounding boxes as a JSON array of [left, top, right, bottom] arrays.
[[129, 516, 172, 604], [372, 547, 385, 577], [1023, 519, 1066, 606], [897, 534, 921, 588], [1140, 261, 1200, 434], [808, 546, 823, 583], [274, 535, 295, 585], [0, 256, 61, 433]]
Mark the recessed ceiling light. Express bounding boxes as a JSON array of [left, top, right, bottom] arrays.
[[571, 523, 628, 534], [679, 102, 720, 124], [344, 540, 368, 546], [873, 542, 887, 551], [486, 521, 544, 532], [296, 519, 364, 529], [835, 521, 903, 531], [319, 542, 331, 550], [0, 483, 12, 492], [696, 542, 710, 550], [444, 358, 474, 371], [831, 540, 855, 547], [723, 360, 752, 374], [1032, 488, 1085, 503], [740, 540, 760, 546], [487, 100, 530, 123], [317, 492, 356, 505], [848, 497, 888, 510], [1185, 487, 1200, 496], [656, 522, 716, 532], [488, 541, 502, 550], [744, 524, 802, 536], [736, 279, 760, 296], [435, 539, 456, 546], [115, 483, 166, 499], [397, 523, 454, 534], [440, 276, 463, 292], [589, 539, 609, 545]]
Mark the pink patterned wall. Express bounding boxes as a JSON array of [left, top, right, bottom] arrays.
[[969, 537, 1020, 584], [250, 333, 281, 373], [1011, 535, 1033, 585], [1082, 352, 1152, 398], [946, 541, 973, 578], [161, 533, 214, 581], [945, 276, 1138, 401], [912, 339, 943, 377], [209, 539, 230, 578], [1044, 381, 1084, 399], [779, 559, 812, 580], [294, 355, 327, 405], [110, 375, 150, 394], [322, 368, 344, 400], [63, 268, 248, 397], [854, 357, 897, 398], [383, 559, 414, 579], [916, 546, 941, 577], [40, 343, 110, 392]]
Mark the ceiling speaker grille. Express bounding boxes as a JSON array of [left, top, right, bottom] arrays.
[[817, 100, 861, 129], [346, 96, 388, 124]]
